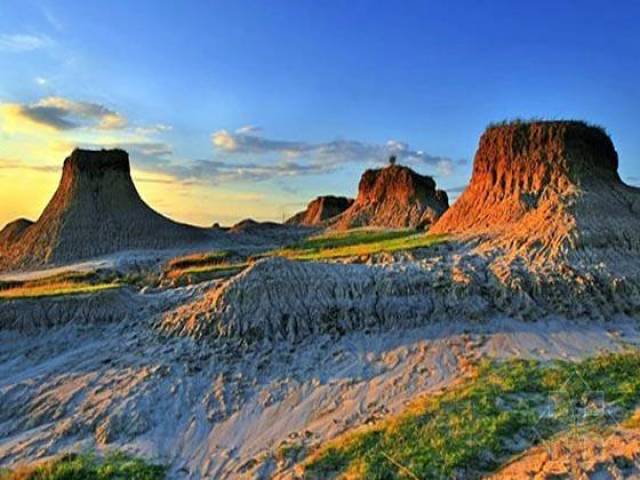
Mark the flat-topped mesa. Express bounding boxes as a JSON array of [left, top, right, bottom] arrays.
[[431, 120, 640, 261], [0, 148, 211, 270], [63, 148, 131, 177], [286, 195, 354, 226], [331, 163, 449, 230]]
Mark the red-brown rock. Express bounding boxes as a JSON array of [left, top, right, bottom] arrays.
[[431, 120, 640, 261], [286, 196, 354, 226], [331, 164, 449, 230]]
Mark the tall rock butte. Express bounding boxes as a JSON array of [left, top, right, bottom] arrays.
[[431, 120, 640, 262], [0, 149, 210, 270], [286, 195, 354, 226], [331, 163, 449, 230]]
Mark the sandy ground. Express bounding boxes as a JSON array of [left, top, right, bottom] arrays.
[[1, 303, 638, 478]]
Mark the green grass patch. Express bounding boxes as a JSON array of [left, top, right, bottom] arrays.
[[0, 452, 165, 480], [272, 229, 446, 261], [305, 351, 640, 479]]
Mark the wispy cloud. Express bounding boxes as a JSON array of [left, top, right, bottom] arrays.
[[211, 127, 461, 177], [131, 155, 333, 185], [40, 4, 65, 31], [12, 97, 127, 130], [0, 33, 52, 52], [0, 158, 58, 173]]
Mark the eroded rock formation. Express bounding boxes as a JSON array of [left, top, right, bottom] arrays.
[[0, 149, 211, 271], [431, 121, 640, 263], [286, 196, 354, 226], [331, 164, 449, 230], [161, 121, 640, 343]]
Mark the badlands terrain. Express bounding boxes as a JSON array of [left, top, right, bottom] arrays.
[[1, 120, 640, 479]]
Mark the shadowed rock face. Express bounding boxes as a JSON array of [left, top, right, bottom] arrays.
[[0, 149, 210, 270], [286, 196, 354, 226], [331, 164, 449, 230]]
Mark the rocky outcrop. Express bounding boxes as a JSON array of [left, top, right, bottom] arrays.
[[286, 196, 354, 226], [0, 149, 211, 271], [331, 164, 449, 230]]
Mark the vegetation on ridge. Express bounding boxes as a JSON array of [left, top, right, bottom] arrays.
[[485, 118, 608, 134], [305, 351, 640, 479], [0, 271, 121, 300]]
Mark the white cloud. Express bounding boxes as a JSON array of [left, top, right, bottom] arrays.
[[11, 96, 127, 130], [0, 33, 51, 52], [235, 125, 262, 134]]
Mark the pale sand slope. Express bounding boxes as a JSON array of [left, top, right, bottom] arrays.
[[1, 305, 638, 479]]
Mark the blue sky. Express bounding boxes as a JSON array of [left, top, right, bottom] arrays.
[[0, 0, 639, 226]]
